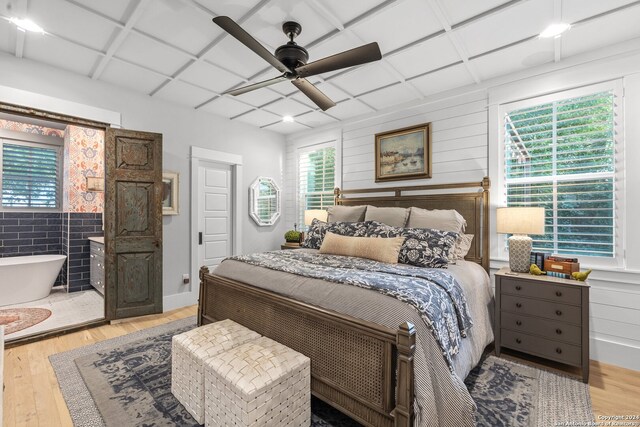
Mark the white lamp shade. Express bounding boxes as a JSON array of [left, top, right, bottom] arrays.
[[496, 207, 545, 235], [304, 209, 328, 225]]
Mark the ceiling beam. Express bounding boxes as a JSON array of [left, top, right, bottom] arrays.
[[426, 0, 481, 84], [148, 0, 274, 97], [91, 0, 150, 80], [34, 0, 640, 132], [12, 0, 28, 58], [304, 0, 344, 30], [553, 0, 562, 62]]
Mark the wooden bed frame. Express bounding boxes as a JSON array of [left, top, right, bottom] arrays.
[[198, 177, 490, 427]]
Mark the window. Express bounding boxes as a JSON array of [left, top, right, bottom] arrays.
[[297, 143, 335, 228], [501, 83, 621, 260], [0, 139, 62, 209]]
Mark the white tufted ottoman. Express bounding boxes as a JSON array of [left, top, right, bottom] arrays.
[[204, 336, 311, 427], [171, 319, 261, 424]]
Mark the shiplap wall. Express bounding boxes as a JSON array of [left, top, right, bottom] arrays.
[[284, 53, 640, 370], [341, 91, 488, 190]]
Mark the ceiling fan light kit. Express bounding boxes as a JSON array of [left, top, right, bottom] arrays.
[[213, 16, 382, 111]]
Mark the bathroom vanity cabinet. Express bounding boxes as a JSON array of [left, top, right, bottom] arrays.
[[89, 239, 105, 296]]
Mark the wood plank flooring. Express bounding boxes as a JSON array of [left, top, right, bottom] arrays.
[[2, 304, 639, 426]]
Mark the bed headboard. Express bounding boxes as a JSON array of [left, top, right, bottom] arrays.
[[334, 177, 490, 272]]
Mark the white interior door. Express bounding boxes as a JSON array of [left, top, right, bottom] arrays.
[[198, 163, 233, 273]]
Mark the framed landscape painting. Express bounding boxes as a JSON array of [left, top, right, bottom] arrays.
[[375, 123, 431, 182]]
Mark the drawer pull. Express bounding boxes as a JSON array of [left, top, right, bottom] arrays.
[[516, 320, 522, 326], [515, 285, 522, 291], [515, 338, 522, 344], [556, 328, 562, 335], [555, 310, 562, 316], [516, 303, 522, 308], [556, 291, 562, 297], [90, 254, 95, 258], [556, 347, 562, 354]]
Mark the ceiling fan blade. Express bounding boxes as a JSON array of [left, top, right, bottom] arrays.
[[295, 42, 382, 78], [213, 16, 291, 74], [225, 75, 289, 96], [291, 78, 336, 111]]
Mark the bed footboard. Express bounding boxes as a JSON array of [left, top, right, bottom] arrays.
[[198, 267, 415, 427]]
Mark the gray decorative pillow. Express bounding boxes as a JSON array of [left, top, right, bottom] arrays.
[[302, 219, 371, 249], [327, 205, 367, 222], [406, 207, 467, 233], [364, 206, 409, 227], [366, 221, 458, 268]]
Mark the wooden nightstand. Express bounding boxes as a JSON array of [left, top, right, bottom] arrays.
[[494, 267, 590, 382], [281, 243, 302, 250]]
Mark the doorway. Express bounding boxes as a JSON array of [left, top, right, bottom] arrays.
[[190, 147, 242, 304], [0, 101, 164, 345], [198, 163, 233, 273]]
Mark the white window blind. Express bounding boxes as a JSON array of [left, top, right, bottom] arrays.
[[297, 144, 335, 228], [1, 140, 61, 209], [503, 87, 619, 258]]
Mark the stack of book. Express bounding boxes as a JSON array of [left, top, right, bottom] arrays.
[[529, 251, 551, 271]]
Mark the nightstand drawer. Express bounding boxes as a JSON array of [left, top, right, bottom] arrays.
[[501, 312, 581, 345], [501, 329, 581, 366], [501, 294, 581, 325], [501, 278, 581, 305]]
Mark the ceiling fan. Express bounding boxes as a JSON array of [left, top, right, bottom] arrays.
[[212, 16, 382, 111]]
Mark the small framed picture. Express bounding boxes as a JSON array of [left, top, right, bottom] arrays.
[[162, 172, 179, 215], [375, 123, 431, 182], [86, 176, 104, 192]]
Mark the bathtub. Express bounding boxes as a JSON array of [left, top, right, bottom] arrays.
[[0, 254, 66, 306]]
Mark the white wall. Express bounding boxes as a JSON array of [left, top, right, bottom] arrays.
[[0, 52, 287, 310], [284, 40, 640, 371]]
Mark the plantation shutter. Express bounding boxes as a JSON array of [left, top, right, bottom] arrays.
[[1, 140, 60, 208], [298, 144, 335, 228], [503, 89, 618, 258]]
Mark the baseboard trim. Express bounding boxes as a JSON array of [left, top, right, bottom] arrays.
[[163, 291, 198, 312], [591, 336, 640, 371]]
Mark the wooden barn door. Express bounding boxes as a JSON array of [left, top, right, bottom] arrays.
[[104, 128, 163, 320]]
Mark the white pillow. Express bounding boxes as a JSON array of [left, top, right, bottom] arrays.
[[406, 207, 467, 233], [449, 234, 474, 263]]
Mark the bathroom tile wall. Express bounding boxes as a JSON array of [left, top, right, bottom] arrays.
[[0, 212, 64, 285], [65, 212, 102, 292]]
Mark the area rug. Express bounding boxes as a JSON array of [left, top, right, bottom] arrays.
[[50, 316, 593, 427], [0, 307, 52, 334]]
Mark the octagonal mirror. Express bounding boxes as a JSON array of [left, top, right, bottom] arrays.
[[249, 176, 281, 226]]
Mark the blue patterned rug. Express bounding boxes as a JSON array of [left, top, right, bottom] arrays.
[[50, 317, 593, 427]]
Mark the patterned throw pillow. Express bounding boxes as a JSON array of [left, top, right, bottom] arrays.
[[302, 219, 371, 249], [449, 234, 474, 263], [366, 221, 458, 268]]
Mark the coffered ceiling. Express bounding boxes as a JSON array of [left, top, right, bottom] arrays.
[[1, 0, 639, 134]]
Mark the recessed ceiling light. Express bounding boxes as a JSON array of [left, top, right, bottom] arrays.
[[539, 22, 571, 38], [282, 115, 295, 123], [9, 17, 45, 33]]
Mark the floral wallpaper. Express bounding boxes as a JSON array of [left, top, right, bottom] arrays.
[[0, 119, 65, 138], [63, 125, 105, 213]]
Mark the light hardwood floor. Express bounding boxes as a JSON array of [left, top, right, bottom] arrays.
[[2, 305, 640, 426]]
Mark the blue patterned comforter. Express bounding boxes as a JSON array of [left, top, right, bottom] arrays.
[[226, 251, 473, 368]]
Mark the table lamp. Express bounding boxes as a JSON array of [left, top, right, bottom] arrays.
[[496, 207, 545, 273]]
